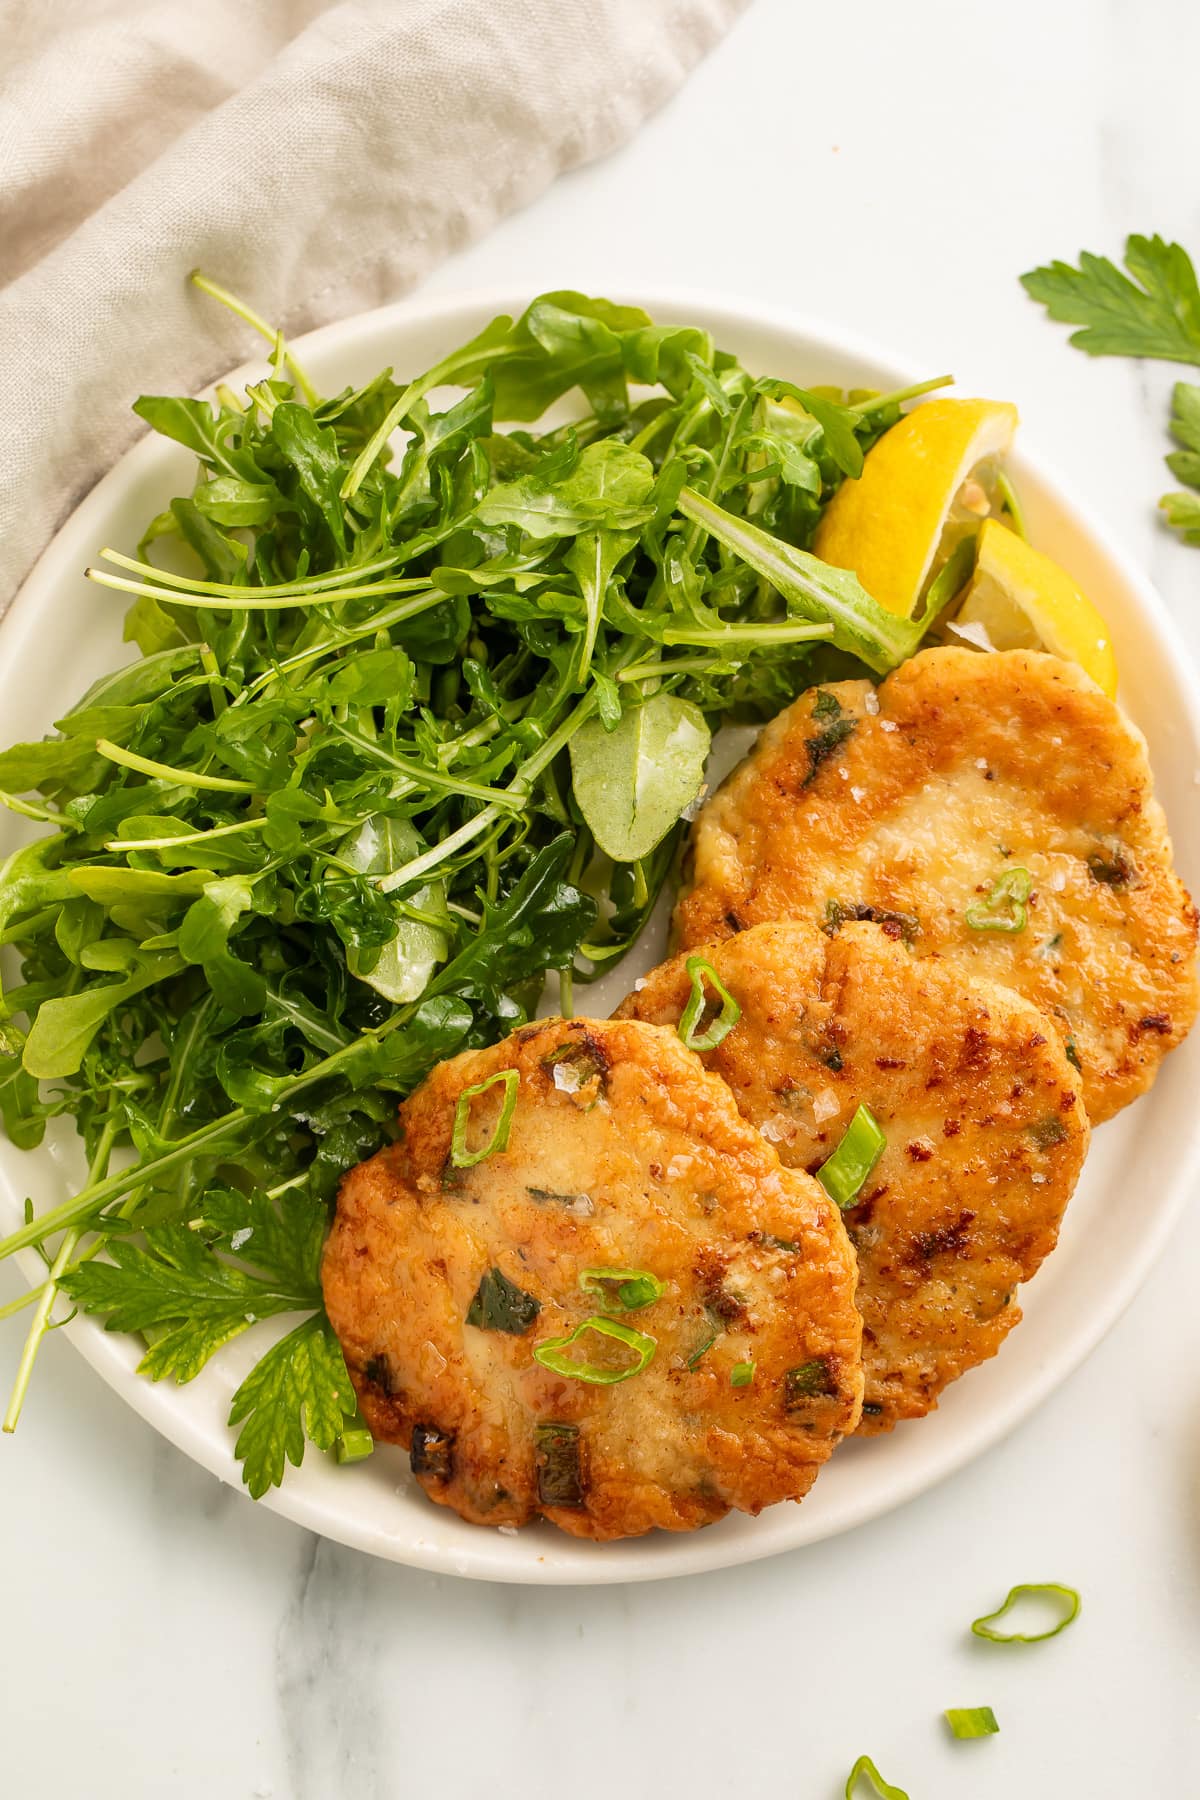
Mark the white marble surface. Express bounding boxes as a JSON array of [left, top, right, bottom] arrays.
[[4, 0, 1200, 1792]]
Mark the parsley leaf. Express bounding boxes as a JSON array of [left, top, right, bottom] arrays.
[[1024, 236, 1200, 542], [1021, 234, 1200, 364], [228, 1314, 356, 1500], [1160, 489, 1200, 544], [62, 1184, 361, 1494]]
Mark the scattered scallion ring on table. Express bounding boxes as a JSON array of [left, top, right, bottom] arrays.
[[944, 1706, 999, 1739], [964, 866, 1033, 934], [970, 1582, 1081, 1643], [844, 1754, 910, 1799], [677, 955, 742, 1051], [578, 1267, 664, 1312], [533, 1316, 657, 1384], [450, 1068, 520, 1168], [816, 1103, 887, 1209]]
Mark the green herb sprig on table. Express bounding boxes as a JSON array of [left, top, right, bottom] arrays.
[[0, 278, 948, 1495], [1021, 232, 1200, 540]]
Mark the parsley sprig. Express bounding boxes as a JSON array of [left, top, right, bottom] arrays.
[[1022, 233, 1200, 541]]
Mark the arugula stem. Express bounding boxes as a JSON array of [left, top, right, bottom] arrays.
[[617, 656, 728, 682], [98, 546, 417, 599], [106, 816, 264, 854], [95, 740, 255, 793], [326, 725, 524, 809], [850, 374, 954, 416], [376, 686, 604, 894], [189, 271, 320, 407], [3, 1111, 118, 1432], [86, 566, 442, 614], [0, 791, 79, 832], [341, 339, 522, 501], [1, 905, 65, 945], [661, 622, 833, 646]]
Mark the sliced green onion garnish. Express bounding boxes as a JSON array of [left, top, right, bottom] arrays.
[[335, 1407, 375, 1465], [816, 1103, 886, 1209], [578, 1267, 665, 1312], [533, 1316, 656, 1385], [844, 1754, 909, 1799], [450, 1068, 520, 1167], [678, 955, 741, 1051], [964, 867, 1032, 934], [971, 1582, 1080, 1643], [944, 1706, 999, 1739], [730, 1360, 755, 1387], [465, 1266, 541, 1335], [686, 1324, 719, 1370]]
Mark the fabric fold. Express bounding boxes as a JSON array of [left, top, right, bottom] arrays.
[[0, 0, 750, 610]]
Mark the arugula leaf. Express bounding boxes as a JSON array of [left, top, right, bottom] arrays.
[[569, 694, 710, 862], [1021, 234, 1200, 363], [676, 486, 922, 673]]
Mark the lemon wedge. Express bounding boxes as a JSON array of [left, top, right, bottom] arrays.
[[813, 398, 1019, 617], [948, 518, 1118, 696]]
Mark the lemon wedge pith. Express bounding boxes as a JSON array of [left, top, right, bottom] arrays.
[[949, 519, 1118, 697], [813, 398, 1019, 618]]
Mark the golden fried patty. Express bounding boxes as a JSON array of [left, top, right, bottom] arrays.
[[674, 647, 1198, 1122], [322, 1016, 863, 1540], [618, 922, 1088, 1431]]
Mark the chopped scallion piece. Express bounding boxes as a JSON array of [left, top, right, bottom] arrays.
[[533, 1316, 656, 1385], [971, 1582, 1081, 1643], [730, 1360, 755, 1387], [816, 1104, 886, 1209], [534, 1423, 584, 1507], [678, 955, 741, 1051], [964, 867, 1032, 934], [450, 1068, 520, 1167], [465, 1266, 541, 1335], [783, 1357, 837, 1406], [334, 1413, 375, 1465], [844, 1754, 909, 1799], [944, 1706, 999, 1739], [685, 1324, 719, 1370], [579, 1267, 664, 1312]]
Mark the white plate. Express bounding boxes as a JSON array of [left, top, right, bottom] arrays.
[[3, 289, 1198, 1585]]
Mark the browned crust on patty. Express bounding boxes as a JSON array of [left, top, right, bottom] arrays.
[[618, 921, 1089, 1431], [322, 1016, 863, 1539], [673, 647, 1198, 1121]]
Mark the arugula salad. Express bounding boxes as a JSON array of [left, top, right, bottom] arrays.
[[0, 281, 953, 1498]]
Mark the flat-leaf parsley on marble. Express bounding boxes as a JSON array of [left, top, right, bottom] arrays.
[[0, 276, 951, 1493], [1022, 233, 1200, 543]]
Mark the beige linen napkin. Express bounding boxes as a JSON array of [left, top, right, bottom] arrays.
[[0, 0, 749, 610]]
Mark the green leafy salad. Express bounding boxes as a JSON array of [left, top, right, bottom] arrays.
[[0, 279, 951, 1497]]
